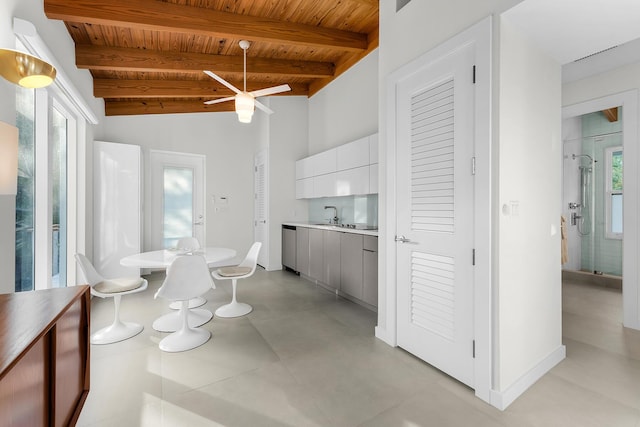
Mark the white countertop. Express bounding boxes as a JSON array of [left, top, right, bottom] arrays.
[[283, 222, 378, 237]]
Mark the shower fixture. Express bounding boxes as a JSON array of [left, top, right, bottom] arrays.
[[572, 153, 597, 163]]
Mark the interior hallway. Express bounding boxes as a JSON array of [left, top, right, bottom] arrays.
[[78, 269, 640, 426]]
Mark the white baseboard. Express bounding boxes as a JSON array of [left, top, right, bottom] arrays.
[[490, 345, 566, 410]]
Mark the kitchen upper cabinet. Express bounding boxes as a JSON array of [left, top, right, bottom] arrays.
[[313, 173, 337, 198], [337, 136, 369, 171], [340, 233, 364, 300], [313, 148, 337, 176], [336, 165, 369, 196], [323, 229, 341, 290], [308, 229, 324, 282], [295, 133, 378, 199], [362, 236, 378, 307], [295, 177, 314, 199], [296, 227, 309, 276], [295, 156, 313, 180]]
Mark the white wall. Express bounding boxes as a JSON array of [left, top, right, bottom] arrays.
[[497, 18, 564, 392], [263, 96, 309, 270], [308, 49, 379, 154], [0, 0, 100, 293], [377, 0, 524, 344], [96, 112, 265, 257]]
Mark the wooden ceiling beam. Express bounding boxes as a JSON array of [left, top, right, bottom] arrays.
[[44, 0, 368, 52], [76, 45, 334, 78], [603, 107, 618, 122], [105, 99, 236, 116], [94, 79, 309, 98]]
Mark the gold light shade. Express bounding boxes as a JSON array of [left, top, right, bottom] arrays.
[[0, 48, 56, 89]]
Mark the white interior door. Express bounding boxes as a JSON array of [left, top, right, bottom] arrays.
[[254, 149, 268, 268], [150, 150, 206, 250], [396, 43, 476, 387]]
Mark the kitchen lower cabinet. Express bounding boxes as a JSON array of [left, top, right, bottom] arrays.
[[283, 224, 377, 310], [323, 229, 341, 289], [296, 226, 310, 276], [282, 226, 297, 271], [309, 228, 324, 282], [340, 233, 363, 300], [362, 236, 378, 307]]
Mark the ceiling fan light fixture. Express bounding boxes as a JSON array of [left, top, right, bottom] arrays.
[[0, 48, 56, 89], [235, 92, 255, 123]]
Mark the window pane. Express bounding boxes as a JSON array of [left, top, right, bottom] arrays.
[[15, 87, 35, 292], [51, 107, 68, 288], [163, 167, 193, 248], [611, 150, 623, 191], [611, 194, 623, 234]]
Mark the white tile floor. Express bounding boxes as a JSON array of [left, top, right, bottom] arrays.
[[77, 270, 640, 426]]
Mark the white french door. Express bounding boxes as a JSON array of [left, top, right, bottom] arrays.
[[395, 42, 476, 387], [254, 149, 268, 268], [150, 150, 206, 250], [15, 85, 78, 291]]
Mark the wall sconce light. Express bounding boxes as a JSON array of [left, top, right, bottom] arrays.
[[0, 48, 56, 89], [0, 121, 19, 196]]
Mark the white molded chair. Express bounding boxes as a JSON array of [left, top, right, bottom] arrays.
[[75, 253, 148, 345], [211, 242, 261, 318], [176, 236, 201, 251], [171, 236, 206, 309], [154, 254, 215, 352]]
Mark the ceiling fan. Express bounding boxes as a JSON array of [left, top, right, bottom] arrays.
[[204, 40, 291, 123]]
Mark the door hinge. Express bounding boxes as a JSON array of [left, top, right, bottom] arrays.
[[471, 157, 476, 175], [472, 340, 476, 358], [472, 65, 476, 84], [472, 249, 476, 266]]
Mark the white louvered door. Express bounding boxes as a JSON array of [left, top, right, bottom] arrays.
[[396, 43, 475, 387], [254, 149, 268, 268]]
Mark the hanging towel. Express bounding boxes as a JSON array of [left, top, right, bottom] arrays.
[[560, 215, 568, 264]]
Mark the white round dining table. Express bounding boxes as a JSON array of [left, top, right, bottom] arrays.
[[120, 247, 237, 269]]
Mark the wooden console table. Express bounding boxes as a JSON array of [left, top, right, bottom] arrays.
[[0, 286, 91, 426]]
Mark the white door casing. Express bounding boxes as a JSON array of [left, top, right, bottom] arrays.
[[254, 149, 269, 268], [149, 150, 206, 250], [396, 42, 476, 388]]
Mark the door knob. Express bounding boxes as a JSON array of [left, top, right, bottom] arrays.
[[395, 235, 411, 243]]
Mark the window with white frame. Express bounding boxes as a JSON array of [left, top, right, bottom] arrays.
[[605, 145, 623, 239]]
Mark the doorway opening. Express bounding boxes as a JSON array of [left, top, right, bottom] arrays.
[[562, 109, 623, 289], [562, 90, 639, 330]]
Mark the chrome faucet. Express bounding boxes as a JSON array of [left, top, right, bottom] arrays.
[[324, 206, 338, 224]]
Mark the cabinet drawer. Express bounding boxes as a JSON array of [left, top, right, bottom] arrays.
[[363, 235, 377, 251]]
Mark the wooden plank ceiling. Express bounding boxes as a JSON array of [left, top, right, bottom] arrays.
[[44, 0, 379, 116]]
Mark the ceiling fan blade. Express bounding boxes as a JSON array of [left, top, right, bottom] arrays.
[[204, 96, 235, 105], [250, 84, 292, 98], [204, 70, 242, 95], [254, 99, 275, 115]]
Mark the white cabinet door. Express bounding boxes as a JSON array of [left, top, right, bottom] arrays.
[[369, 133, 379, 164], [295, 177, 314, 199], [336, 165, 369, 196], [337, 136, 369, 171], [314, 173, 337, 197], [369, 163, 378, 194], [295, 157, 313, 180], [313, 148, 337, 176]]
